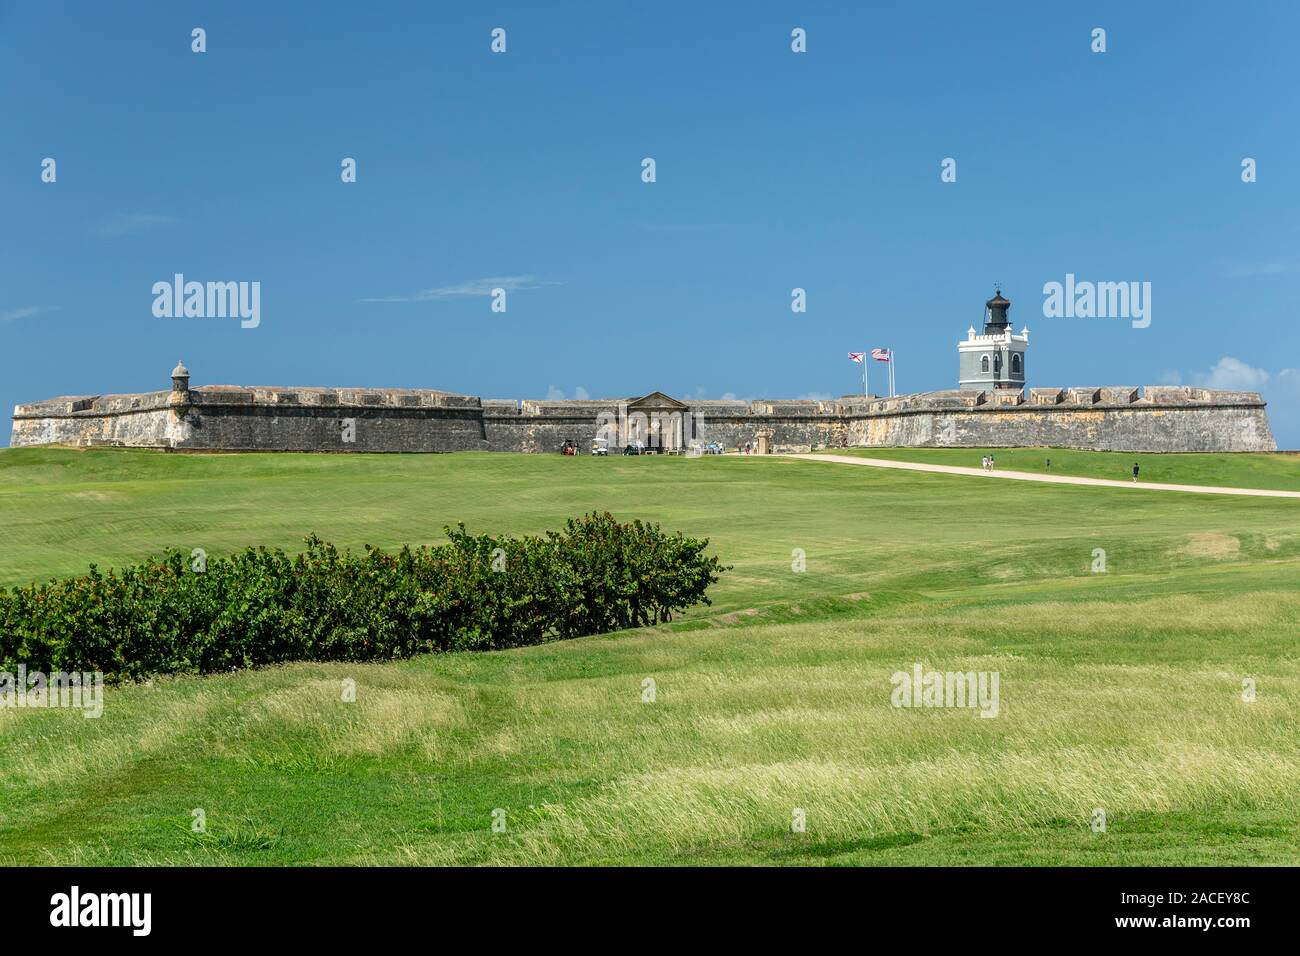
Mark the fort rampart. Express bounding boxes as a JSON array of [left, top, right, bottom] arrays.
[[10, 370, 1277, 453]]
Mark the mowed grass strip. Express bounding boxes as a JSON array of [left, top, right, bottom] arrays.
[[0, 447, 1297, 865], [815, 445, 1300, 491]]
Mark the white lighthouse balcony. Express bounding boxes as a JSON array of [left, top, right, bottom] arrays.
[[960, 326, 1029, 348]]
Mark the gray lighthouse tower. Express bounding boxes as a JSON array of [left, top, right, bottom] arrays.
[[958, 289, 1029, 391]]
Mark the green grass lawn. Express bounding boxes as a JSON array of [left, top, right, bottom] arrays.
[[815, 445, 1300, 491], [1, 447, 1298, 865]]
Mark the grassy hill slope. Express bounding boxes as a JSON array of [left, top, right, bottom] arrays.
[[1, 447, 1297, 865]]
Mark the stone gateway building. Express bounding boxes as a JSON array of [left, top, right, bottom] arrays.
[[10, 293, 1277, 454]]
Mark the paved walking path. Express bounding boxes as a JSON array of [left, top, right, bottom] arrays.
[[778, 453, 1300, 498]]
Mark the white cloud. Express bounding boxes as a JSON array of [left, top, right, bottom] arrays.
[[1193, 356, 1271, 391], [0, 305, 59, 323], [90, 213, 177, 238], [544, 385, 590, 401], [360, 275, 555, 303], [797, 391, 833, 400]]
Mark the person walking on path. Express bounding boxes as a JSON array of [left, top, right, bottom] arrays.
[[1132, 462, 1140, 483]]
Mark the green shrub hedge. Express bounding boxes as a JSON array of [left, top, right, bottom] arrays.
[[0, 513, 726, 680]]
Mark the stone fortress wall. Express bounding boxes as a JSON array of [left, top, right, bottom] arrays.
[[10, 367, 1277, 453], [11, 384, 488, 454]]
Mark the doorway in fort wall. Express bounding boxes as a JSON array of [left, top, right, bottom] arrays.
[[595, 391, 701, 451]]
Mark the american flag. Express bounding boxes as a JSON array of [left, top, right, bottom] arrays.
[[871, 348, 892, 362], [847, 352, 865, 363]]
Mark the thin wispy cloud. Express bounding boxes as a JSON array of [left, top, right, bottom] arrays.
[[635, 221, 737, 234], [360, 275, 557, 303], [0, 305, 59, 323], [1223, 260, 1300, 278], [686, 387, 742, 402], [89, 213, 178, 238]]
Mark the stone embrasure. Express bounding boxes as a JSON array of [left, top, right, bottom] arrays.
[[10, 381, 1276, 454]]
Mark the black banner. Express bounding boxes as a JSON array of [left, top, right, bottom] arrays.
[[3, 866, 1284, 942]]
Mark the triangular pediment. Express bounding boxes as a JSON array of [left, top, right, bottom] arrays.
[[627, 391, 689, 410]]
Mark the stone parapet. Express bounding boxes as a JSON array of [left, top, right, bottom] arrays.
[[11, 382, 1277, 454]]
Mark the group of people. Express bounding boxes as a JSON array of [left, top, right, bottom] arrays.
[[977, 454, 1141, 482]]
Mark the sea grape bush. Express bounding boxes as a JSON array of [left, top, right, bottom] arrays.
[[0, 513, 726, 680]]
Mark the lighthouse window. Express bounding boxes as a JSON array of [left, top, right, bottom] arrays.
[[1011, 354, 1022, 373], [980, 355, 990, 373]]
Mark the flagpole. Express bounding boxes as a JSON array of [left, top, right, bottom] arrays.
[[890, 351, 895, 397], [864, 352, 869, 397]]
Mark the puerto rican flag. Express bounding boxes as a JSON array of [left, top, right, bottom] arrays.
[[848, 352, 865, 364], [871, 348, 892, 362]]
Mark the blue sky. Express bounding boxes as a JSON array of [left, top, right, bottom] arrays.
[[3, 1, 1298, 445]]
